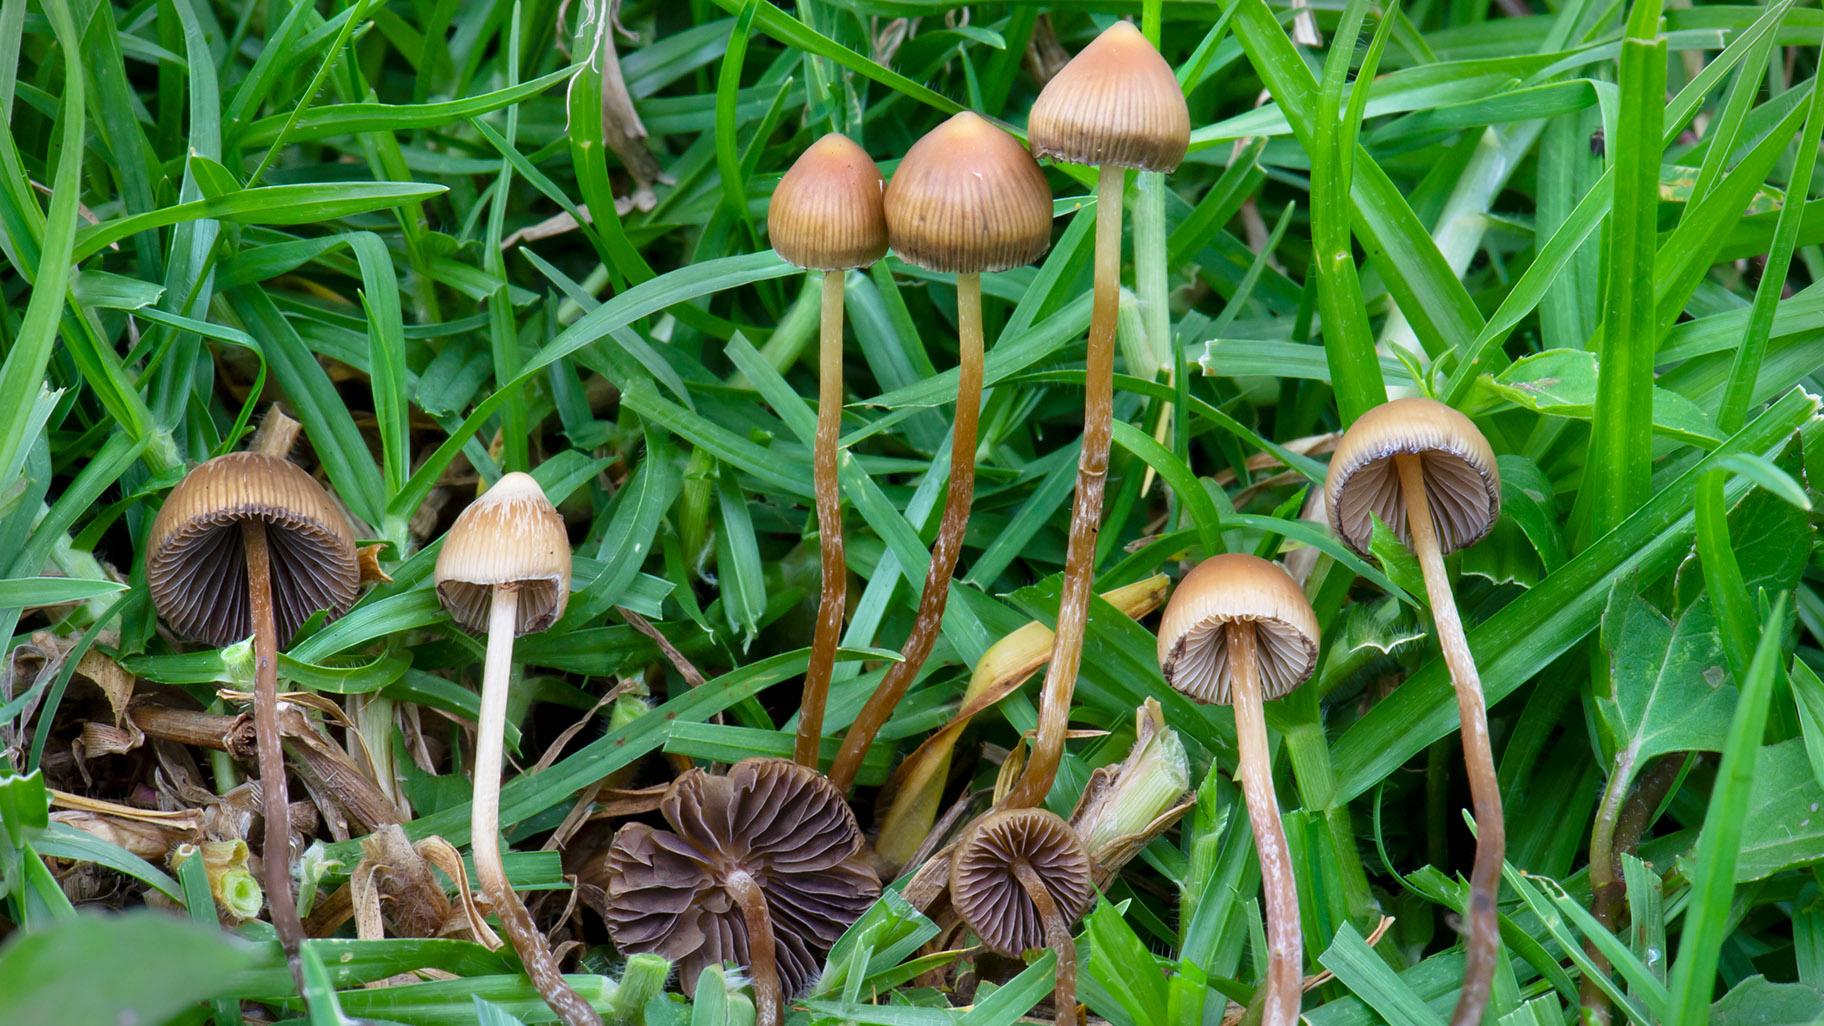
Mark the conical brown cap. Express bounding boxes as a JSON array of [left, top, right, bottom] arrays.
[[1326, 397, 1501, 557], [1156, 554, 1318, 705], [768, 133, 888, 271], [1028, 22, 1189, 172], [949, 808, 1093, 955], [147, 452, 359, 648], [883, 111, 1053, 273], [434, 472, 571, 635]]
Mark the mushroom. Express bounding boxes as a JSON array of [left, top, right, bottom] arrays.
[[147, 445, 359, 981], [1005, 21, 1191, 811], [1157, 554, 1319, 1026], [826, 111, 1052, 793], [598, 758, 882, 1026], [433, 472, 600, 1026], [1326, 397, 1502, 1026], [767, 133, 888, 770], [949, 808, 1094, 1026]]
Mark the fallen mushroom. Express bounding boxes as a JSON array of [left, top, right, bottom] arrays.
[[1326, 397, 1503, 1026], [767, 133, 888, 770], [433, 472, 600, 1026], [828, 111, 1052, 793], [598, 758, 881, 1026], [146, 442, 359, 982], [1157, 554, 1320, 1026], [950, 808, 1094, 1026], [1007, 20, 1191, 811]]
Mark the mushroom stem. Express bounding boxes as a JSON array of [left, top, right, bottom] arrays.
[[1229, 623, 1301, 1026], [1394, 452, 1503, 1026], [828, 271, 984, 793], [795, 269, 848, 769], [475, 587, 603, 1026], [1004, 166, 1125, 811], [726, 869, 784, 1026], [241, 520, 306, 986], [1011, 859, 1077, 1026]]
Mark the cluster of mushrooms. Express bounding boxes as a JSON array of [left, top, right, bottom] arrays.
[[138, 21, 1513, 1026]]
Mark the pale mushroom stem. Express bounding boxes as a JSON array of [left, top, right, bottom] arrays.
[[725, 870, 783, 1026], [241, 520, 305, 985], [795, 269, 848, 769], [1012, 859, 1077, 1026], [1229, 622, 1302, 1026], [476, 587, 604, 1026], [828, 271, 984, 793], [1394, 453, 1503, 1026], [1004, 166, 1125, 811]]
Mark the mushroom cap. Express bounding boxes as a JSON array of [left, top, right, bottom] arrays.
[[1028, 21, 1190, 173], [1325, 397, 1501, 557], [433, 472, 571, 636], [768, 133, 888, 271], [147, 452, 359, 648], [598, 759, 881, 997], [882, 111, 1053, 274], [1156, 554, 1319, 705], [950, 808, 1093, 955]]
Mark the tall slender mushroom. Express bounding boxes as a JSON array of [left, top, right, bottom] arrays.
[[1005, 21, 1191, 811], [598, 758, 882, 1026], [1157, 554, 1319, 1026], [827, 111, 1052, 793], [1326, 397, 1502, 1026], [434, 472, 600, 1026], [767, 133, 888, 770], [147, 444, 360, 985], [950, 808, 1094, 1026]]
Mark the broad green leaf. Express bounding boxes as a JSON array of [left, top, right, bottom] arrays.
[[0, 913, 256, 1025]]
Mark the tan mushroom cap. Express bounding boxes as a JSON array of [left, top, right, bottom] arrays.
[[768, 133, 888, 271], [1156, 554, 1319, 705], [883, 111, 1053, 274], [434, 472, 572, 636], [147, 452, 359, 648], [949, 807, 1093, 955], [1325, 397, 1501, 557], [1028, 21, 1190, 173]]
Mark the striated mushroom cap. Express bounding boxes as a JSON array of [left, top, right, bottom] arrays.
[[1028, 21, 1190, 173], [1326, 397, 1501, 557], [768, 133, 888, 271], [882, 111, 1053, 274], [434, 472, 572, 636], [598, 759, 881, 997], [147, 452, 359, 648], [1156, 554, 1319, 705], [949, 808, 1093, 955]]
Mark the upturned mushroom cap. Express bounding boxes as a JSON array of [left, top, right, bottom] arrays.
[[434, 472, 571, 636], [1325, 397, 1501, 557], [768, 133, 888, 271], [147, 452, 359, 648], [1028, 22, 1190, 173], [1156, 554, 1319, 705], [882, 111, 1053, 274], [598, 759, 881, 997], [950, 808, 1093, 955]]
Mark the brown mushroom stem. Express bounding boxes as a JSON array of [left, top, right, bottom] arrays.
[[795, 269, 848, 769], [1229, 623, 1302, 1026], [475, 587, 603, 1026], [1011, 859, 1077, 1026], [1394, 452, 1503, 1026], [828, 272, 984, 793], [725, 869, 783, 1026], [1004, 167, 1125, 811], [242, 520, 305, 984]]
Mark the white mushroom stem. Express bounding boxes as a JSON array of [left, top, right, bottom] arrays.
[[476, 587, 603, 1026], [1012, 859, 1077, 1026], [1228, 622, 1301, 1026], [241, 520, 305, 985], [725, 869, 783, 1026], [1395, 452, 1503, 1026], [795, 268, 848, 769]]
